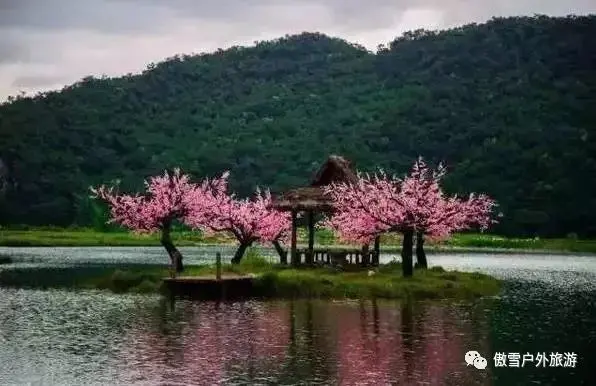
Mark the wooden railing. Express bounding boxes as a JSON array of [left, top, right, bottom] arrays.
[[294, 248, 379, 267]]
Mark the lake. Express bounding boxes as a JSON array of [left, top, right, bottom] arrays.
[[1, 246, 595, 385]]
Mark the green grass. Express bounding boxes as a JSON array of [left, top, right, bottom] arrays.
[[0, 227, 234, 247], [251, 263, 500, 300], [1, 226, 595, 254], [440, 233, 596, 254], [0, 253, 501, 300]]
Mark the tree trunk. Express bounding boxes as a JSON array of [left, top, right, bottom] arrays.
[[272, 240, 288, 265], [161, 223, 184, 273], [361, 244, 369, 267], [231, 242, 251, 264], [415, 231, 428, 269], [373, 235, 381, 266], [401, 228, 414, 277]]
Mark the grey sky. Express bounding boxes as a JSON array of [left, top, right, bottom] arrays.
[[0, 0, 594, 101]]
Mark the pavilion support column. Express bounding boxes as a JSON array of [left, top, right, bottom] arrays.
[[291, 210, 298, 266], [307, 210, 315, 265]]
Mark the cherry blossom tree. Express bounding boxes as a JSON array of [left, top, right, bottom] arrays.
[[324, 157, 499, 277], [324, 170, 412, 243], [91, 168, 220, 273], [323, 170, 413, 275], [185, 183, 291, 264], [400, 158, 498, 269]]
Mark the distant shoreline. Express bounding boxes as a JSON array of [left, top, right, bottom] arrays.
[[1, 228, 595, 254]]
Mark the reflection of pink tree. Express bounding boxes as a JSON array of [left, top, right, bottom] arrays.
[[330, 301, 488, 385], [184, 304, 291, 383], [117, 301, 492, 384], [333, 302, 398, 385], [417, 306, 493, 385], [416, 306, 465, 384], [119, 303, 291, 385]]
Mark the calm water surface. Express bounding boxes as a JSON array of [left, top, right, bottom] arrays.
[[1, 247, 595, 385]]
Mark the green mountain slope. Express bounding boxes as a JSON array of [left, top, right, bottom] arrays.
[[0, 15, 595, 237]]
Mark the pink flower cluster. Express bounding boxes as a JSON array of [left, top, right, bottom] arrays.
[[185, 184, 291, 245], [91, 169, 290, 245], [323, 157, 498, 243], [90, 168, 196, 233]]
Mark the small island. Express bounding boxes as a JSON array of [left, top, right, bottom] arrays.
[[0, 253, 500, 300], [121, 257, 501, 300], [0, 155, 504, 301]]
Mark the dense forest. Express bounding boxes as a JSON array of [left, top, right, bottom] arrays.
[[0, 15, 595, 237]]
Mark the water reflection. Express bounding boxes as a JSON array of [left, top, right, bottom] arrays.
[[3, 245, 596, 386], [0, 288, 498, 385], [1, 283, 594, 385], [327, 299, 493, 385], [111, 297, 492, 385]]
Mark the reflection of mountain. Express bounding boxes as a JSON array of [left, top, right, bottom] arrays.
[[489, 282, 596, 385]]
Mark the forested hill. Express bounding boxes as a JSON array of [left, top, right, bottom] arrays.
[[0, 15, 595, 237]]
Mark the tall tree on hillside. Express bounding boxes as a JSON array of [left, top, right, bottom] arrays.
[[91, 169, 223, 273], [1, 16, 595, 235], [185, 182, 291, 264]]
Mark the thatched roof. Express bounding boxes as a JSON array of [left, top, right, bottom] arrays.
[[270, 186, 334, 212], [271, 155, 357, 212], [311, 155, 358, 186]]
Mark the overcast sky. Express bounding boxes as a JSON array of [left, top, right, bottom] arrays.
[[0, 0, 594, 101]]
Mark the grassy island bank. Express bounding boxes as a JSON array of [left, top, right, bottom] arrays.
[[0, 255, 501, 300]]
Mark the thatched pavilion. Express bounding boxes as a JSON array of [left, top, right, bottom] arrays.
[[270, 155, 380, 267]]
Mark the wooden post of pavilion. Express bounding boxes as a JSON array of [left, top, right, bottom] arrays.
[[269, 155, 361, 267], [290, 210, 298, 266], [307, 211, 315, 265]]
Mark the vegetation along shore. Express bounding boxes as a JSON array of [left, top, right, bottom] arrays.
[[0, 253, 501, 300], [1, 227, 595, 254]]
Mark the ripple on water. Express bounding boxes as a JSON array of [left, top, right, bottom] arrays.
[[1, 249, 595, 385], [0, 289, 498, 385]]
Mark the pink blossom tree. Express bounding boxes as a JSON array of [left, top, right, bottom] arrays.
[[185, 183, 291, 264], [324, 157, 499, 277], [323, 170, 412, 274], [400, 158, 498, 269], [91, 168, 223, 273]]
